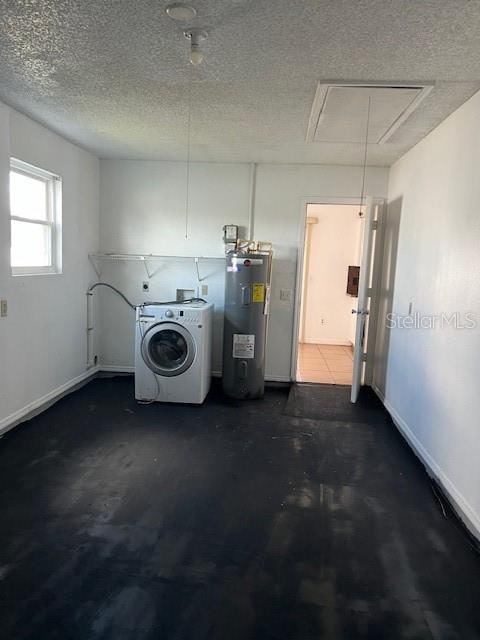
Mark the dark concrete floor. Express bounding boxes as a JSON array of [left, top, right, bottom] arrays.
[[0, 377, 479, 640]]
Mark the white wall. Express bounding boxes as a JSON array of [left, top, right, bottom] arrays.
[[0, 103, 99, 431], [97, 161, 251, 374], [374, 89, 480, 538], [301, 204, 362, 345], [98, 161, 388, 379]]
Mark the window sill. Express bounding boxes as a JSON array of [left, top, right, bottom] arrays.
[[12, 267, 63, 277]]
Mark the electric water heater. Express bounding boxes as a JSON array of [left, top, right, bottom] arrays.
[[222, 249, 273, 399]]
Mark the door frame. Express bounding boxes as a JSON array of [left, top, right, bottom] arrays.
[[290, 196, 383, 383]]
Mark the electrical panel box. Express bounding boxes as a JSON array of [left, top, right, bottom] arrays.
[[346, 266, 360, 297]]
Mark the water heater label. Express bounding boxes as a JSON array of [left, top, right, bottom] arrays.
[[233, 334, 255, 359], [252, 283, 265, 303]]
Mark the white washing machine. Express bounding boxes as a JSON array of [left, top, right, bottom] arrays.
[[135, 301, 213, 404]]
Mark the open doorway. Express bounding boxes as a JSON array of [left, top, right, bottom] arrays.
[[297, 203, 364, 385]]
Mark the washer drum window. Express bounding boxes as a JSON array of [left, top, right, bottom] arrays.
[[141, 322, 196, 377]]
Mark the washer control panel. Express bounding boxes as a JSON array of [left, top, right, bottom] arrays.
[[138, 305, 205, 325], [180, 311, 200, 323]]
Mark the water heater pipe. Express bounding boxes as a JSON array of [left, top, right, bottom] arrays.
[[248, 163, 257, 240], [85, 282, 136, 368], [86, 291, 95, 368]]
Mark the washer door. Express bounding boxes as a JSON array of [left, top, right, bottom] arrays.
[[141, 322, 196, 377]]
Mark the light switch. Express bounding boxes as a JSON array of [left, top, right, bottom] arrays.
[[0, 299, 7, 317]]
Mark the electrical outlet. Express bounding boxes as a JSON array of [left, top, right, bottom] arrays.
[[0, 299, 7, 317], [279, 288, 292, 303], [201, 284, 208, 296], [142, 281, 149, 292]]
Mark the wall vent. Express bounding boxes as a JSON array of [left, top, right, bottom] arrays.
[[306, 81, 434, 144]]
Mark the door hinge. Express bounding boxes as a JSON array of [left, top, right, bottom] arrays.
[[372, 220, 378, 230], [361, 353, 367, 362]]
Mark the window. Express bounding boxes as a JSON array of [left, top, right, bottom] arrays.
[[10, 158, 62, 275]]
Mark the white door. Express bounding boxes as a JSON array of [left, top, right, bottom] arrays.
[[351, 197, 384, 403]]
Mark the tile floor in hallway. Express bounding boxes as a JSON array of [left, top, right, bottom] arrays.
[[297, 343, 353, 385]]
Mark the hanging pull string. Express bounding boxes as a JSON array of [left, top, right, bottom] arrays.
[[359, 95, 371, 217], [185, 61, 193, 239]]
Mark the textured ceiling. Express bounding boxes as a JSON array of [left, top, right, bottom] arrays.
[[1, 0, 480, 166]]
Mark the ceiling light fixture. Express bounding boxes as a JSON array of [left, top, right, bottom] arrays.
[[184, 28, 207, 65], [165, 2, 197, 22]]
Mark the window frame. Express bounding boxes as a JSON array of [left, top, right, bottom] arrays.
[[10, 158, 62, 276]]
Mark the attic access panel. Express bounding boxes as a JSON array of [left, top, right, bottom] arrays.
[[306, 82, 434, 144]]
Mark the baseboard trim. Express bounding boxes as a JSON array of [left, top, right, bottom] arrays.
[[372, 383, 480, 541], [99, 365, 135, 373], [0, 366, 100, 438], [302, 339, 351, 346], [99, 364, 290, 384], [100, 366, 222, 377], [265, 375, 291, 383]]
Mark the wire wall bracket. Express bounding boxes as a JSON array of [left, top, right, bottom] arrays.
[[88, 253, 224, 281]]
